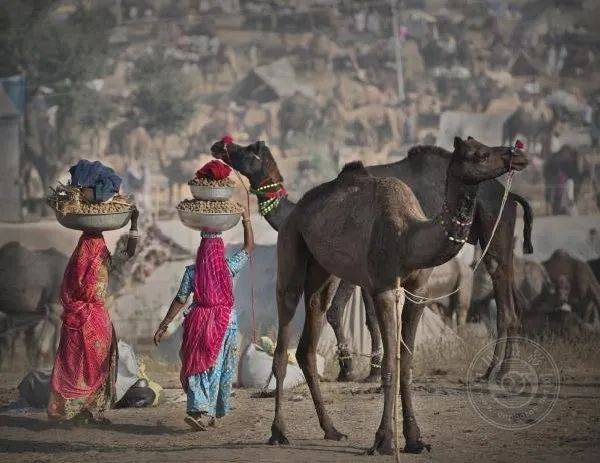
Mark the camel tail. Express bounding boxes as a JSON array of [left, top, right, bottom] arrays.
[[510, 193, 534, 254]]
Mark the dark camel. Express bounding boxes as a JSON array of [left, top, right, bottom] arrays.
[[269, 137, 527, 454], [211, 139, 534, 383]]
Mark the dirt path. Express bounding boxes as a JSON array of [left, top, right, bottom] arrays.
[[1, 371, 600, 463]]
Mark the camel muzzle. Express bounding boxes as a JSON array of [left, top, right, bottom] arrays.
[[506, 148, 528, 171]]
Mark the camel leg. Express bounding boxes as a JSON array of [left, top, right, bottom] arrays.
[[400, 300, 427, 453], [482, 251, 519, 380], [361, 289, 383, 383], [477, 201, 519, 380], [451, 283, 471, 327], [269, 225, 308, 446], [297, 261, 347, 441], [368, 289, 400, 456], [399, 274, 431, 454], [325, 280, 355, 382]]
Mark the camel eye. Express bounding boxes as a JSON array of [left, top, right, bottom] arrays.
[[474, 151, 487, 162]]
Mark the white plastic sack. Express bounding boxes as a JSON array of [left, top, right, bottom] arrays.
[[116, 340, 140, 402], [238, 343, 324, 390]]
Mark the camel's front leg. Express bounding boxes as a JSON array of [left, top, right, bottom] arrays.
[[270, 226, 307, 446], [325, 280, 355, 382], [400, 300, 429, 453], [368, 289, 400, 456], [297, 263, 347, 441]]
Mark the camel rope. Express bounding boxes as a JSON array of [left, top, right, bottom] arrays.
[[233, 169, 258, 344], [403, 170, 515, 305], [394, 280, 402, 463]]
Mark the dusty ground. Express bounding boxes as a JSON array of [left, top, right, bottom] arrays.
[[1, 357, 600, 463]]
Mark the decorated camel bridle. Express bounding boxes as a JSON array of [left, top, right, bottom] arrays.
[[434, 139, 524, 245], [251, 182, 288, 216], [221, 135, 288, 217]]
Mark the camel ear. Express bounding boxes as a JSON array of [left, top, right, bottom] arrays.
[[252, 140, 265, 152], [453, 136, 464, 151], [467, 136, 473, 140]]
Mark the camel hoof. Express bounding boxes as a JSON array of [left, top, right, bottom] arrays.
[[324, 428, 348, 441], [268, 426, 290, 446], [268, 434, 290, 446], [360, 373, 381, 384], [404, 439, 431, 454], [336, 369, 353, 382], [337, 358, 353, 382], [367, 432, 394, 455]]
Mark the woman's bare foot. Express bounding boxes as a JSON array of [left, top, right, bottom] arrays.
[[90, 415, 112, 426], [185, 415, 207, 431], [70, 410, 93, 426]]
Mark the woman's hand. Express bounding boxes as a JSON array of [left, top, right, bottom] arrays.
[[130, 206, 139, 230], [153, 324, 167, 346]]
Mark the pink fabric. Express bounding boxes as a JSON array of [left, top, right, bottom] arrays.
[[51, 234, 112, 399], [180, 237, 234, 391]]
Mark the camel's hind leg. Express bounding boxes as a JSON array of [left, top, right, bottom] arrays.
[[325, 280, 355, 381], [479, 201, 519, 380], [361, 290, 383, 383], [269, 224, 308, 446], [297, 260, 347, 441]]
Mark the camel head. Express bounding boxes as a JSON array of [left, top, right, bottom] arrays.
[[450, 136, 528, 184], [210, 139, 283, 188]]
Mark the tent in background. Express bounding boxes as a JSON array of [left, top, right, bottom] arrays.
[[230, 58, 314, 104]]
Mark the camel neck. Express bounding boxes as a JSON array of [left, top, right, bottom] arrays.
[[405, 166, 477, 270], [439, 170, 478, 244], [247, 174, 294, 231]]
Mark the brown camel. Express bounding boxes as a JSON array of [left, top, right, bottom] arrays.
[[268, 137, 527, 454], [543, 249, 600, 327], [211, 139, 534, 383]]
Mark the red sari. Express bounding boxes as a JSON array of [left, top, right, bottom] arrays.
[[180, 237, 234, 391], [48, 234, 117, 420]]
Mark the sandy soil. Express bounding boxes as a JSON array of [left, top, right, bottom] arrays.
[[2, 367, 600, 463]]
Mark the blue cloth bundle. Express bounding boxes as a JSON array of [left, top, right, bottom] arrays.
[[69, 160, 122, 202]]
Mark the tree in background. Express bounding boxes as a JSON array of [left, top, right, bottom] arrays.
[[129, 48, 197, 142], [0, 1, 117, 199]]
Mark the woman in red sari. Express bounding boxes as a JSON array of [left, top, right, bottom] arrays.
[[48, 209, 139, 424]]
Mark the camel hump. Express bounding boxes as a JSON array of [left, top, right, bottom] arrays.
[[407, 145, 451, 160], [338, 161, 369, 178]]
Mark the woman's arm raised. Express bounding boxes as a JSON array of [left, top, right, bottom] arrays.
[[241, 207, 254, 254]]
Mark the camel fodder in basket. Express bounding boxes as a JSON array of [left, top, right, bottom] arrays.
[[188, 176, 236, 187], [47, 184, 133, 215], [177, 199, 244, 214]]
